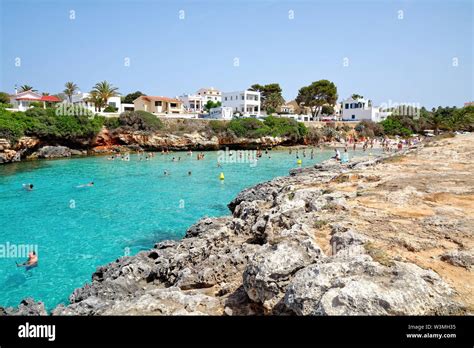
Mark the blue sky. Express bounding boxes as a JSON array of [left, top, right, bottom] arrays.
[[0, 0, 472, 108]]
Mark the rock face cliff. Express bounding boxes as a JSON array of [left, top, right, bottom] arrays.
[[0, 128, 297, 164], [3, 134, 472, 316]]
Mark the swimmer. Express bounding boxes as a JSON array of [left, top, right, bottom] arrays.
[[77, 182, 94, 188], [188, 171, 192, 176], [22, 184, 34, 191], [16, 251, 38, 270], [332, 149, 341, 161], [164, 170, 169, 176]]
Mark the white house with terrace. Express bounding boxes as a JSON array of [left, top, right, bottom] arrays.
[[10, 90, 61, 111], [65, 92, 133, 113], [222, 90, 261, 117], [341, 96, 391, 122], [179, 94, 204, 113], [196, 87, 222, 104]]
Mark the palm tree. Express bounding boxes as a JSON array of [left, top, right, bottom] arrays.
[[90, 81, 119, 111], [42, 92, 50, 96], [19, 85, 37, 93], [63, 82, 79, 103], [85, 91, 103, 112]]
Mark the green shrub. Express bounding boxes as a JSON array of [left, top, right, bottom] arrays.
[[0, 107, 104, 144], [209, 120, 228, 134], [103, 105, 118, 113], [118, 110, 163, 131], [228, 118, 266, 138], [103, 117, 120, 129], [0, 92, 10, 104], [380, 117, 412, 137], [263, 116, 307, 139], [0, 103, 13, 109], [29, 101, 43, 108]]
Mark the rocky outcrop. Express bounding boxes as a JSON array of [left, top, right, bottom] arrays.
[[93, 128, 294, 152], [0, 137, 40, 163], [441, 250, 474, 269], [0, 298, 47, 316], [7, 134, 473, 315], [284, 254, 458, 315], [33, 145, 72, 159]]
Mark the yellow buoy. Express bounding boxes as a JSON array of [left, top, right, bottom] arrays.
[[219, 172, 225, 180], [297, 159, 302, 165]]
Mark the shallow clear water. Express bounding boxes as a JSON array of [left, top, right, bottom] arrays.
[[0, 148, 374, 310]]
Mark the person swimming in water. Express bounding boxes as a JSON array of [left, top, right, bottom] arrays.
[[332, 149, 341, 161], [16, 251, 38, 270], [188, 171, 192, 176], [77, 182, 94, 188], [22, 184, 34, 191], [164, 170, 169, 176]]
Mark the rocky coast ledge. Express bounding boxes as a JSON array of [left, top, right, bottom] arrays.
[[2, 134, 473, 316]]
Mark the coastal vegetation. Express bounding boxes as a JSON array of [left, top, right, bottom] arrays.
[[204, 100, 222, 112], [249, 83, 285, 114], [63, 82, 79, 103], [353, 105, 474, 138], [122, 91, 145, 104], [0, 107, 103, 144], [212, 116, 307, 140], [0, 92, 10, 104], [296, 80, 338, 119], [89, 81, 119, 112], [118, 110, 163, 131]]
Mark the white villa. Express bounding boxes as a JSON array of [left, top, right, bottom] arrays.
[[341, 96, 391, 122], [196, 87, 222, 104], [66, 92, 133, 113], [222, 90, 261, 117], [10, 90, 61, 111], [179, 87, 222, 113], [179, 94, 204, 113]]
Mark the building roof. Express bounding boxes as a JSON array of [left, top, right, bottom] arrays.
[[136, 96, 182, 103], [14, 92, 61, 102], [39, 95, 61, 102]]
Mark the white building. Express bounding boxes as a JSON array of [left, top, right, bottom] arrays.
[[207, 106, 233, 120], [196, 87, 222, 104], [222, 90, 261, 117], [67, 92, 126, 113], [341, 97, 391, 122], [179, 94, 204, 113], [10, 90, 61, 111]]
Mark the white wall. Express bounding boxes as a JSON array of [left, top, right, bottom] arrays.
[[222, 90, 261, 116], [68, 92, 122, 112], [179, 94, 204, 112], [208, 106, 233, 120], [196, 88, 222, 104]]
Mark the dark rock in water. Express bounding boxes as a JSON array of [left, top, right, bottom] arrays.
[[36, 146, 72, 159], [0, 298, 47, 316], [70, 149, 86, 156]]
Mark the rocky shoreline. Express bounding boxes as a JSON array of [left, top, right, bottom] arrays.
[[0, 127, 301, 164], [2, 134, 472, 316]]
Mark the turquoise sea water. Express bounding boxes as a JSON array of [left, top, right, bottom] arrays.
[[0, 148, 373, 310]]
